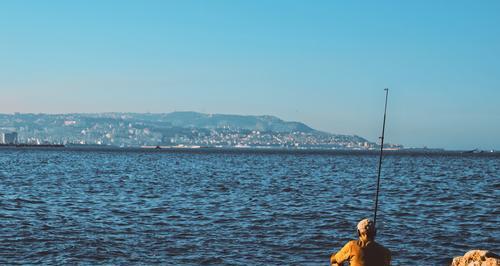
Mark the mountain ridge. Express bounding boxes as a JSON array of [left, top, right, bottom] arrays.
[[0, 111, 380, 149], [3, 111, 320, 133]]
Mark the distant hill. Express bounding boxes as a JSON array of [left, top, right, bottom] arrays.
[[0, 112, 379, 149], [160, 112, 316, 133], [87, 111, 318, 133]]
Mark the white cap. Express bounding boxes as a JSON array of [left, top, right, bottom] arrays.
[[357, 218, 375, 234]]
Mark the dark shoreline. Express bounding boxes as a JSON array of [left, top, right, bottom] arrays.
[[0, 144, 65, 148], [0, 144, 498, 157]]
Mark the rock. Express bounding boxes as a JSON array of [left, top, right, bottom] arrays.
[[451, 250, 500, 266]]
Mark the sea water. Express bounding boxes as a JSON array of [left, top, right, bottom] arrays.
[[0, 148, 498, 265]]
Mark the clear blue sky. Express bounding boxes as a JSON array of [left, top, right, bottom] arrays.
[[1, 1, 499, 150]]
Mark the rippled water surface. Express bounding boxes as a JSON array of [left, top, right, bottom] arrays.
[[0, 148, 498, 265]]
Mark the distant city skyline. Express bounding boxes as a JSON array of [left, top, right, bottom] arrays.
[[1, 1, 499, 150], [0, 112, 386, 150]]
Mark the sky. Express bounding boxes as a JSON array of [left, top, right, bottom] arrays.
[[1, 1, 499, 150]]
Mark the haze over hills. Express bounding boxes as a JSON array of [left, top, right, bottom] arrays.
[[0, 112, 395, 149]]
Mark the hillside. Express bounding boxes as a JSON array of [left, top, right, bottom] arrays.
[[0, 112, 376, 149]]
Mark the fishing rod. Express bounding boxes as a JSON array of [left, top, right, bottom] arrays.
[[373, 88, 389, 227]]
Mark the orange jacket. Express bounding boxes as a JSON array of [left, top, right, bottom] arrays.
[[330, 239, 391, 266]]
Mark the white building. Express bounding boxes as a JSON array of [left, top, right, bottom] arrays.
[[1, 132, 18, 144]]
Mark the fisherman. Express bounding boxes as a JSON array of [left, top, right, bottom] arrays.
[[330, 218, 391, 266]]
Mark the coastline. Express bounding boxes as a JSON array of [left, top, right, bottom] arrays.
[[1, 144, 499, 157]]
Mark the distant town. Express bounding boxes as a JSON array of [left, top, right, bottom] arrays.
[[0, 112, 403, 150]]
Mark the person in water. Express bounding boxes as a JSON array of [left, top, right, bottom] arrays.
[[330, 218, 391, 266]]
